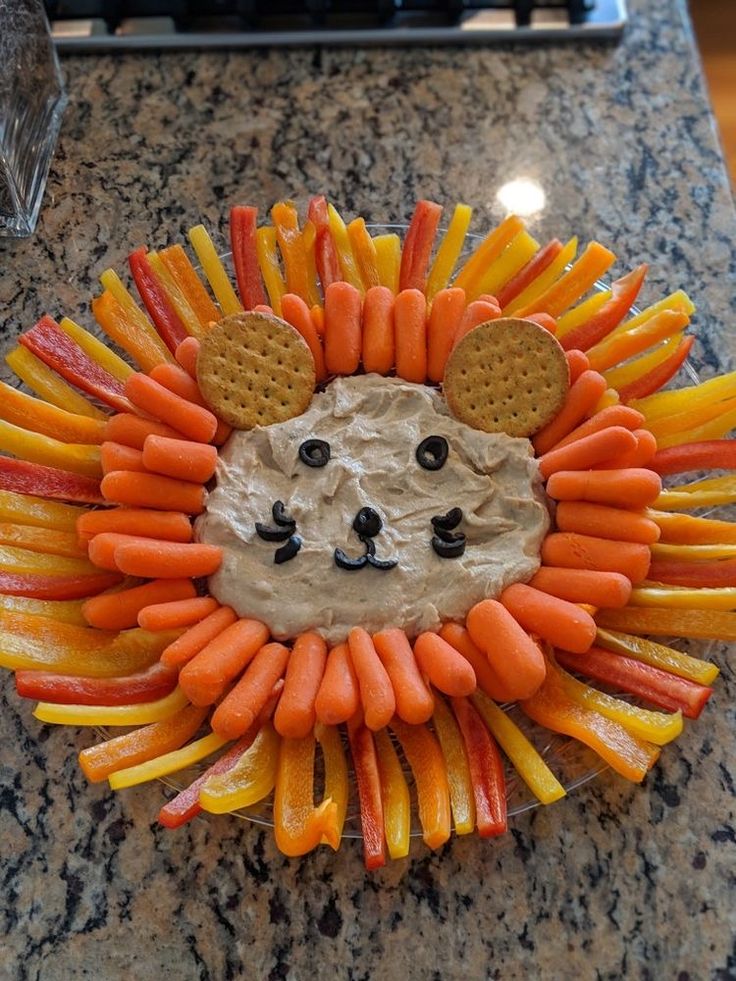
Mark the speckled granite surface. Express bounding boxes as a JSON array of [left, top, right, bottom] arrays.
[[1, 0, 735, 977]]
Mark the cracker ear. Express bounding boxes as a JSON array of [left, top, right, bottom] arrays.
[[443, 318, 570, 438], [196, 312, 316, 430]]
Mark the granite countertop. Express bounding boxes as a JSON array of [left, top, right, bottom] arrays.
[[1, 0, 735, 977]]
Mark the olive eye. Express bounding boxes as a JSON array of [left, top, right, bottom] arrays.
[[416, 435, 449, 471], [299, 438, 331, 468]]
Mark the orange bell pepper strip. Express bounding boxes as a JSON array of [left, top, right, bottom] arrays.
[[0, 594, 87, 625], [347, 217, 381, 289], [431, 692, 476, 835], [558, 265, 648, 352], [316, 722, 349, 843], [647, 509, 736, 546], [454, 214, 525, 297], [145, 251, 204, 339], [425, 203, 473, 301], [586, 310, 690, 374], [0, 380, 106, 446], [596, 605, 736, 640], [0, 522, 86, 559], [273, 732, 340, 857], [0, 543, 98, 577], [607, 288, 695, 342], [497, 238, 563, 310], [199, 721, 281, 814], [98, 267, 174, 364], [271, 201, 320, 308], [374, 728, 411, 859], [390, 717, 451, 850], [347, 716, 386, 870], [515, 242, 616, 320], [603, 332, 681, 392], [92, 290, 172, 374], [595, 628, 719, 686], [451, 697, 507, 837], [6, 346, 108, 420], [0, 489, 87, 533], [617, 337, 694, 403], [159, 243, 221, 326]]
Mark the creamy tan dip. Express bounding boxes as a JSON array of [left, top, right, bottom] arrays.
[[197, 375, 549, 644]]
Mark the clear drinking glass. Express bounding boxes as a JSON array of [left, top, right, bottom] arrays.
[[0, 0, 67, 237]]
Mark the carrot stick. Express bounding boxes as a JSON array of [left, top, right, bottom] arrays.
[[528, 566, 632, 609], [399, 199, 443, 292], [465, 599, 546, 701], [372, 627, 434, 724], [280, 293, 327, 382], [496, 239, 563, 309], [361, 286, 395, 375], [111, 538, 222, 579], [160, 605, 237, 668], [555, 501, 660, 545], [541, 532, 651, 583], [427, 287, 466, 383], [100, 470, 206, 514], [273, 631, 328, 739], [413, 632, 477, 697], [100, 442, 148, 475], [593, 429, 657, 470], [124, 373, 217, 444], [538, 426, 638, 479], [532, 370, 608, 455], [438, 622, 515, 702], [649, 440, 736, 476], [500, 582, 596, 653], [105, 412, 184, 450], [314, 642, 360, 725], [347, 627, 396, 731], [565, 349, 590, 384], [82, 578, 197, 630], [77, 508, 192, 544], [178, 617, 270, 705], [394, 288, 427, 383], [174, 336, 200, 379], [211, 641, 290, 739], [137, 596, 219, 632], [142, 435, 218, 484], [453, 298, 502, 348], [324, 281, 362, 375], [550, 404, 646, 452], [545, 468, 662, 509]]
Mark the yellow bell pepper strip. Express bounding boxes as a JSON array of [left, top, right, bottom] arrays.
[[652, 539, 736, 561], [497, 238, 563, 310], [515, 241, 616, 320], [326, 204, 364, 290], [146, 251, 204, 339], [431, 692, 476, 835], [425, 202, 473, 301], [595, 605, 736, 640], [454, 214, 525, 296], [503, 236, 578, 315], [585, 309, 689, 374], [347, 716, 386, 870], [160, 243, 222, 326], [373, 234, 401, 294], [58, 316, 133, 383], [109, 731, 228, 790], [654, 475, 736, 511], [630, 584, 736, 610], [0, 418, 102, 479], [607, 288, 696, 341], [0, 522, 86, 559], [0, 593, 87, 625], [373, 728, 411, 859], [347, 218, 381, 290], [0, 380, 106, 446], [34, 684, 189, 726], [188, 224, 243, 317], [556, 289, 612, 338], [78, 703, 208, 782], [520, 655, 660, 782], [272, 733, 340, 857], [271, 202, 321, 308], [0, 543, 99, 577], [316, 722, 349, 842], [646, 394, 736, 444], [390, 717, 451, 850], [6, 346, 107, 420], [451, 697, 507, 837], [591, 388, 621, 414], [472, 230, 539, 302], [16, 661, 177, 706], [470, 690, 566, 805], [630, 369, 736, 425], [647, 509, 736, 545], [255, 226, 286, 316], [0, 488, 87, 532], [595, 628, 719, 685], [199, 721, 280, 813], [557, 265, 647, 352]]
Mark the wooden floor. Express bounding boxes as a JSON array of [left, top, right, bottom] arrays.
[[690, 0, 736, 185]]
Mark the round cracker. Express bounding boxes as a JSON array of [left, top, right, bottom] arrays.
[[197, 312, 316, 430], [443, 318, 569, 438]]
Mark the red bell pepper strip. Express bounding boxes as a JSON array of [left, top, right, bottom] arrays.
[[555, 646, 712, 719], [451, 696, 507, 837], [230, 205, 267, 310], [129, 247, 189, 353], [18, 316, 130, 413], [307, 196, 341, 290], [399, 200, 443, 293], [647, 557, 736, 588], [618, 336, 694, 402], [559, 265, 648, 352], [15, 661, 177, 705], [651, 440, 736, 477], [0, 569, 122, 600], [0, 458, 104, 504], [496, 239, 563, 309], [347, 716, 386, 870]]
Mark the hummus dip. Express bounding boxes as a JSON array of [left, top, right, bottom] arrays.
[[197, 375, 549, 644]]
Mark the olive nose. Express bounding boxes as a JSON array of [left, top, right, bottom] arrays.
[[353, 506, 382, 538]]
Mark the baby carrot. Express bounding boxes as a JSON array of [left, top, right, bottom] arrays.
[[100, 441, 148, 475], [394, 288, 427, 384], [545, 468, 662, 509], [105, 412, 184, 450], [178, 617, 270, 706], [427, 287, 466, 383], [149, 362, 207, 406], [413, 632, 476, 697], [399, 199, 443, 292], [593, 429, 657, 470], [82, 578, 197, 630], [160, 605, 237, 668], [212, 642, 291, 740], [524, 312, 557, 335], [438, 622, 516, 702], [529, 566, 632, 608], [361, 286, 395, 375], [538, 426, 637, 479], [77, 508, 192, 544], [347, 627, 396, 732], [100, 470, 206, 514], [324, 281, 362, 375], [549, 404, 645, 452], [124, 373, 217, 444], [280, 292, 327, 382], [314, 642, 360, 725], [565, 349, 590, 384], [137, 596, 219, 632], [466, 599, 547, 701], [532, 370, 608, 455], [174, 336, 200, 379], [541, 532, 652, 583], [142, 435, 218, 484], [555, 501, 661, 545], [453, 298, 501, 347], [500, 582, 597, 653], [273, 631, 328, 739], [372, 627, 434, 725], [111, 539, 222, 579], [88, 532, 150, 571]]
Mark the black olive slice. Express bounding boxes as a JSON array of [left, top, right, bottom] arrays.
[[334, 548, 368, 571], [366, 554, 398, 570], [416, 435, 449, 471], [433, 528, 465, 546], [274, 536, 302, 564], [353, 507, 382, 539], [431, 534, 466, 558], [272, 500, 296, 528], [256, 522, 293, 542], [299, 438, 331, 468], [431, 507, 463, 531]]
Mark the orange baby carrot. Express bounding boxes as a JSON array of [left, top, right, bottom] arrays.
[[394, 288, 427, 384], [137, 595, 219, 632], [532, 370, 608, 455], [541, 532, 652, 583], [593, 429, 657, 470], [88, 532, 148, 571], [253, 304, 273, 314], [314, 642, 360, 725], [212, 641, 291, 740], [82, 578, 196, 630], [413, 632, 476, 697], [427, 287, 466, 383], [160, 605, 237, 668], [500, 582, 597, 653], [549, 404, 645, 452], [347, 627, 396, 732], [273, 631, 328, 739], [112, 539, 222, 579], [178, 617, 270, 706], [545, 468, 662, 509], [528, 567, 632, 609], [77, 508, 192, 544], [453, 298, 502, 347], [361, 286, 395, 375], [280, 292, 327, 382], [438, 623, 516, 703], [565, 349, 590, 384], [524, 312, 557, 334], [100, 441, 148, 475], [142, 435, 218, 484], [100, 470, 206, 514], [324, 281, 362, 375], [124, 373, 217, 444], [372, 627, 434, 725], [466, 599, 546, 701], [175, 336, 200, 379], [555, 501, 661, 545], [150, 362, 207, 406], [311, 304, 325, 338], [105, 412, 184, 450], [538, 426, 638, 479]]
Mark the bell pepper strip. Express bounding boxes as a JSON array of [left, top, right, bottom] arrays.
[[557, 265, 648, 352], [473, 230, 538, 302], [656, 403, 736, 451], [78, 703, 207, 782], [617, 337, 694, 403], [471, 690, 566, 805], [0, 381, 107, 447], [650, 440, 736, 477], [503, 237, 578, 315], [596, 605, 736, 640], [0, 418, 101, 479], [307, 195, 342, 290], [496, 238, 564, 310], [647, 395, 736, 446], [629, 584, 736, 611], [347, 716, 386, 869], [373, 234, 401, 294], [159, 244, 221, 326], [326, 203, 364, 290], [34, 683, 189, 726], [390, 717, 451, 850], [128, 248, 189, 352], [15, 661, 178, 706], [514, 242, 616, 320], [631, 371, 736, 427], [99, 266, 174, 354], [593, 388, 621, 413], [451, 697, 507, 837], [595, 628, 720, 685], [520, 657, 660, 782], [425, 203, 473, 301], [19, 315, 132, 413], [347, 218, 381, 290], [654, 475, 736, 511], [316, 722, 349, 843], [255, 226, 287, 316], [5, 346, 108, 420], [109, 731, 228, 791], [0, 570, 121, 600], [145, 251, 204, 339], [92, 290, 171, 373], [0, 488, 88, 532], [373, 728, 411, 859], [0, 543, 99, 576], [603, 333, 682, 392], [646, 555, 736, 587], [272, 201, 321, 308], [58, 317, 133, 383], [229, 205, 267, 310], [0, 594, 87, 625], [607, 288, 696, 341], [0, 522, 86, 559], [399, 200, 443, 293], [431, 692, 476, 835], [556, 289, 612, 338], [199, 721, 281, 814], [454, 214, 524, 297], [648, 509, 736, 545], [273, 733, 340, 857], [585, 309, 689, 374], [187, 224, 242, 317]]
